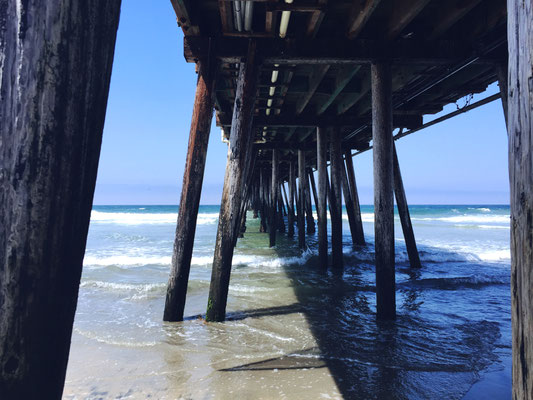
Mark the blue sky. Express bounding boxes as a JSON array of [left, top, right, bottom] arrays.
[[93, 1, 509, 205]]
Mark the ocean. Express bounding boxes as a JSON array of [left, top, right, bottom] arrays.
[[63, 205, 511, 399]]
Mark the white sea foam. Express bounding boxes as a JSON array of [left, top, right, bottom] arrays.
[[229, 284, 273, 294], [468, 207, 491, 212], [476, 249, 510, 262], [83, 254, 171, 267], [80, 280, 166, 292], [90, 210, 219, 225], [412, 215, 509, 224]]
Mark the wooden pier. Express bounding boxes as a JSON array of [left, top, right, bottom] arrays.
[[1, 0, 532, 398]]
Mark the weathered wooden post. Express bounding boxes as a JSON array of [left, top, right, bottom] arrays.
[[308, 169, 319, 213], [0, 1, 121, 398], [206, 41, 259, 322], [495, 61, 508, 128], [259, 168, 268, 232], [344, 151, 365, 245], [393, 144, 421, 269], [507, 1, 533, 397], [304, 173, 316, 234], [277, 193, 286, 233], [317, 127, 328, 268], [341, 157, 360, 247], [297, 149, 307, 248], [270, 149, 279, 247], [288, 160, 296, 237], [279, 183, 288, 217], [281, 183, 291, 218], [164, 59, 218, 322], [329, 127, 344, 269], [372, 61, 396, 320]]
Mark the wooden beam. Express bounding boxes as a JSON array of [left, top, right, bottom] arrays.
[[427, 0, 483, 40], [164, 60, 218, 322], [220, 114, 423, 129], [386, 0, 431, 40], [337, 73, 371, 115], [393, 144, 421, 269], [218, 0, 234, 33], [184, 36, 470, 65], [508, 1, 533, 397], [317, 66, 361, 115], [372, 61, 396, 320], [296, 65, 330, 115], [0, 2, 121, 398], [207, 41, 260, 322], [495, 61, 508, 129], [306, 0, 327, 38], [346, 0, 382, 39], [317, 127, 328, 268], [344, 151, 365, 245], [341, 156, 360, 247], [171, 0, 200, 35], [329, 127, 344, 269]]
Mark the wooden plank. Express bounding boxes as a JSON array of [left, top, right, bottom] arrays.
[[296, 65, 330, 115], [317, 127, 329, 268], [346, 0, 382, 39], [344, 151, 365, 245], [337, 74, 371, 115], [269, 149, 279, 247], [206, 41, 260, 322], [386, 0, 431, 40], [0, 2, 121, 398], [393, 144, 421, 269], [218, 0, 234, 33], [164, 60, 218, 322], [306, 0, 328, 38], [495, 61, 508, 128], [329, 127, 344, 269], [297, 150, 307, 249], [317, 66, 361, 115], [220, 114, 423, 128], [170, 0, 200, 35], [427, 0, 483, 40], [507, 1, 533, 398], [372, 61, 396, 320], [184, 36, 470, 65]]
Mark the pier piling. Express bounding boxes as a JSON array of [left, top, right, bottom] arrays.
[[507, 0, 533, 396], [164, 59, 217, 322], [372, 61, 396, 320], [206, 41, 260, 322], [344, 152, 366, 246], [317, 127, 329, 268], [270, 149, 279, 247], [288, 160, 297, 237], [297, 150, 307, 249], [0, 2, 121, 397], [393, 144, 421, 269], [304, 170, 316, 234], [329, 127, 344, 269]]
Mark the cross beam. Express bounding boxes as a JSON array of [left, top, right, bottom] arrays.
[[184, 37, 470, 65]]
